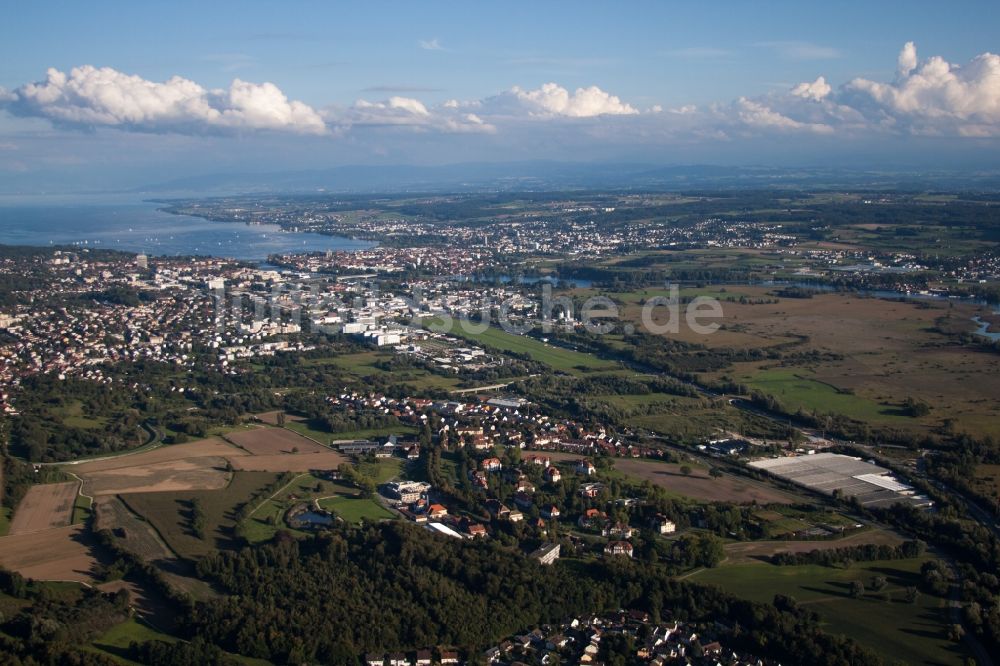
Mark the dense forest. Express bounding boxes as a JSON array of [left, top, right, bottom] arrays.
[[182, 522, 884, 665], [0, 566, 130, 665]]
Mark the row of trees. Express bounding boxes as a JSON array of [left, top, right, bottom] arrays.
[[770, 539, 926, 566]]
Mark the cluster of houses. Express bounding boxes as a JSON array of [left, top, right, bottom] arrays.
[[302, 387, 697, 557], [318, 386, 692, 554], [187, 193, 813, 276], [323, 389, 668, 465], [276, 243, 497, 277], [0, 251, 241, 389], [364, 647, 460, 666], [367, 428, 682, 555], [476, 611, 768, 665]]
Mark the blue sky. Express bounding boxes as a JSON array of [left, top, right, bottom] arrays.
[[1, 1, 999, 190]]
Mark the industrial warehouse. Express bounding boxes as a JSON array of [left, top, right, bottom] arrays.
[[749, 453, 933, 509]]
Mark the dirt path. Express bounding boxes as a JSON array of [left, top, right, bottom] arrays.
[[247, 473, 309, 518], [9, 481, 79, 535]]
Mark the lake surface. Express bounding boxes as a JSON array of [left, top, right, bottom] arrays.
[[0, 195, 373, 260], [293, 511, 335, 526]]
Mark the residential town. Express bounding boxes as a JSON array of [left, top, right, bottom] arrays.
[[364, 612, 770, 666]]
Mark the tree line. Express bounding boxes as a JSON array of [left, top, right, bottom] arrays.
[[770, 539, 925, 566]]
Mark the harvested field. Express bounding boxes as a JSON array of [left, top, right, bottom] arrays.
[[69, 433, 333, 496], [93, 497, 217, 600], [0, 525, 109, 584], [121, 471, 282, 558], [539, 452, 799, 503], [229, 450, 347, 472], [93, 496, 175, 562], [9, 481, 78, 535], [253, 411, 304, 425], [81, 456, 233, 496], [722, 529, 904, 563], [614, 458, 798, 504], [68, 437, 246, 474], [224, 426, 328, 455]]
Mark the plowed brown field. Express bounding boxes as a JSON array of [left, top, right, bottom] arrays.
[[9, 481, 78, 535]]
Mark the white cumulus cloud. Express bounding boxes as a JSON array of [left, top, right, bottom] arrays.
[[505, 83, 638, 117], [897, 41, 918, 79], [845, 43, 1000, 135], [6, 46, 1000, 146], [699, 43, 1000, 139], [338, 81, 639, 134], [791, 76, 832, 101], [2, 65, 326, 134], [223, 79, 326, 132], [354, 96, 430, 117]]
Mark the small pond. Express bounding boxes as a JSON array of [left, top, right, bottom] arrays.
[[293, 510, 334, 527]]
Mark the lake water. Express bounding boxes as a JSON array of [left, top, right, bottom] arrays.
[[0, 195, 373, 261], [293, 511, 335, 526]]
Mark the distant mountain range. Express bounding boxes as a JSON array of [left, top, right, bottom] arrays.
[[136, 162, 1000, 195]]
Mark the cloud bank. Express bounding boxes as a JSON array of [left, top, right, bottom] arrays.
[[845, 42, 1000, 136], [2, 43, 999, 143], [1, 65, 326, 134], [694, 42, 1000, 139], [337, 96, 495, 134], [331, 82, 636, 134]]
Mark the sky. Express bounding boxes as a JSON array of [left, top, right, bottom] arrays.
[[1, 0, 999, 192]]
